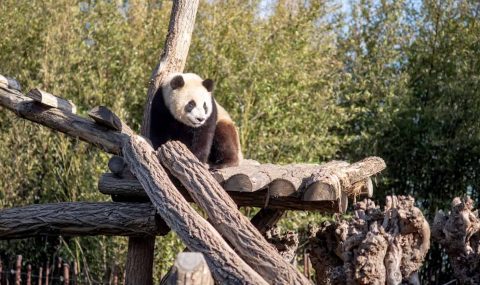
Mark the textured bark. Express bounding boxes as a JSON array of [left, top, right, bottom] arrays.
[[125, 237, 155, 285], [158, 141, 311, 285], [27, 88, 77, 113], [98, 173, 345, 211], [308, 196, 429, 285], [162, 253, 214, 285], [432, 197, 480, 285], [123, 135, 267, 285], [141, 0, 200, 135], [0, 202, 168, 239], [0, 86, 125, 154], [265, 226, 299, 263]]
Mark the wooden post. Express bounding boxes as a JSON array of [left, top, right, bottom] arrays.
[[162, 253, 213, 285], [63, 263, 70, 285], [72, 261, 77, 285], [39, 266, 43, 285], [126, 0, 201, 284], [27, 264, 32, 285], [15, 255, 22, 285], [46, 261, 50, 285]]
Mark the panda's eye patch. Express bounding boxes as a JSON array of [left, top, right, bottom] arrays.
[[203, 102, 208, 113], [185, 100, 196, 113]]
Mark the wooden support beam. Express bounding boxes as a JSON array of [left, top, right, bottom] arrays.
[[161, 253, 214, 285], [0, 202, 169, 239], [123, 135, 268, 285], [0, 75, 21, 91], [27, 88, 77, 114], [158, 141, 311, 285]]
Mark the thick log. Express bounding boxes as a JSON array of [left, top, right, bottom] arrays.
[[88, 106, 133, 135], [141, 0, 200, 135], [98, 173, 343, 211], [0, 86, 125, 154], [27, 88, 77, 114], [158, 141, 311, 285], [0, 202, 169, 239], [162, 253, 214, 285], [122, 135, 268, 285], [432, 197, 480, 284]]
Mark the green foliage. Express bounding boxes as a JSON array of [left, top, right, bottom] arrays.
[[1, 0, 479, 283]]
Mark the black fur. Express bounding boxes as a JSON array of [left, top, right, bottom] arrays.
[[149, 87, 218, 163], [202, 79, 214, 92], [170, 75, 185, 90]]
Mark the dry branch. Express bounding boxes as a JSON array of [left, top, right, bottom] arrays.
[[122, 135, 267, 285], [432, 197, 480, 284], [158, 141, 311, 285], [308, 196, 430, 285], [0, 202, 168, 239]]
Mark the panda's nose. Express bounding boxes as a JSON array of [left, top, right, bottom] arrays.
[[195, 117, 205, 123]]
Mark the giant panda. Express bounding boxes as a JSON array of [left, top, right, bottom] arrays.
[[149, 72, 242, 168]]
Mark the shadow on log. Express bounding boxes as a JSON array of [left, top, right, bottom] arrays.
[[308, 196, 430, 285], [432, 196, 480, 285]]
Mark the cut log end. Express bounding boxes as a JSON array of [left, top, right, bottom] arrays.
[[27, 88, 77, 113], [224, 174, 253, 192], [269, 179, 296, 198], [303, 182, 337, 201], [108, 155, 127, 177]]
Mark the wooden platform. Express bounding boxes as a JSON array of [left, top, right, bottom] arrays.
[[99, 156, 385, 212]]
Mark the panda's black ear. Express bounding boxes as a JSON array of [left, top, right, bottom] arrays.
[[170, 75, 185, 90], [202, 79, 214, 92]]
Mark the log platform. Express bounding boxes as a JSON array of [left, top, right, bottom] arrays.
[[99, 156, 385, 212]]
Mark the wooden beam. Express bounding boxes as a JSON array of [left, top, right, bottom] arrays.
[[161, 253, 213, 285], [158, 141, 311, 285], [27, 88, 77, 114], [0, 202, 169, 239], [250, 209, 285, 235], [123, 135, 268, 285]]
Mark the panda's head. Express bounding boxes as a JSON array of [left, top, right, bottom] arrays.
[[162, 73, 214, 128]]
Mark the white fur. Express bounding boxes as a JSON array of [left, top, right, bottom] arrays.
[[162, 73, 213, 128]]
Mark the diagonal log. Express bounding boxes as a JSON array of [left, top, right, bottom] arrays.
[[0, 202, 168, 239], [158, 141, 311, 285], [122, 135, 268, 285]]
